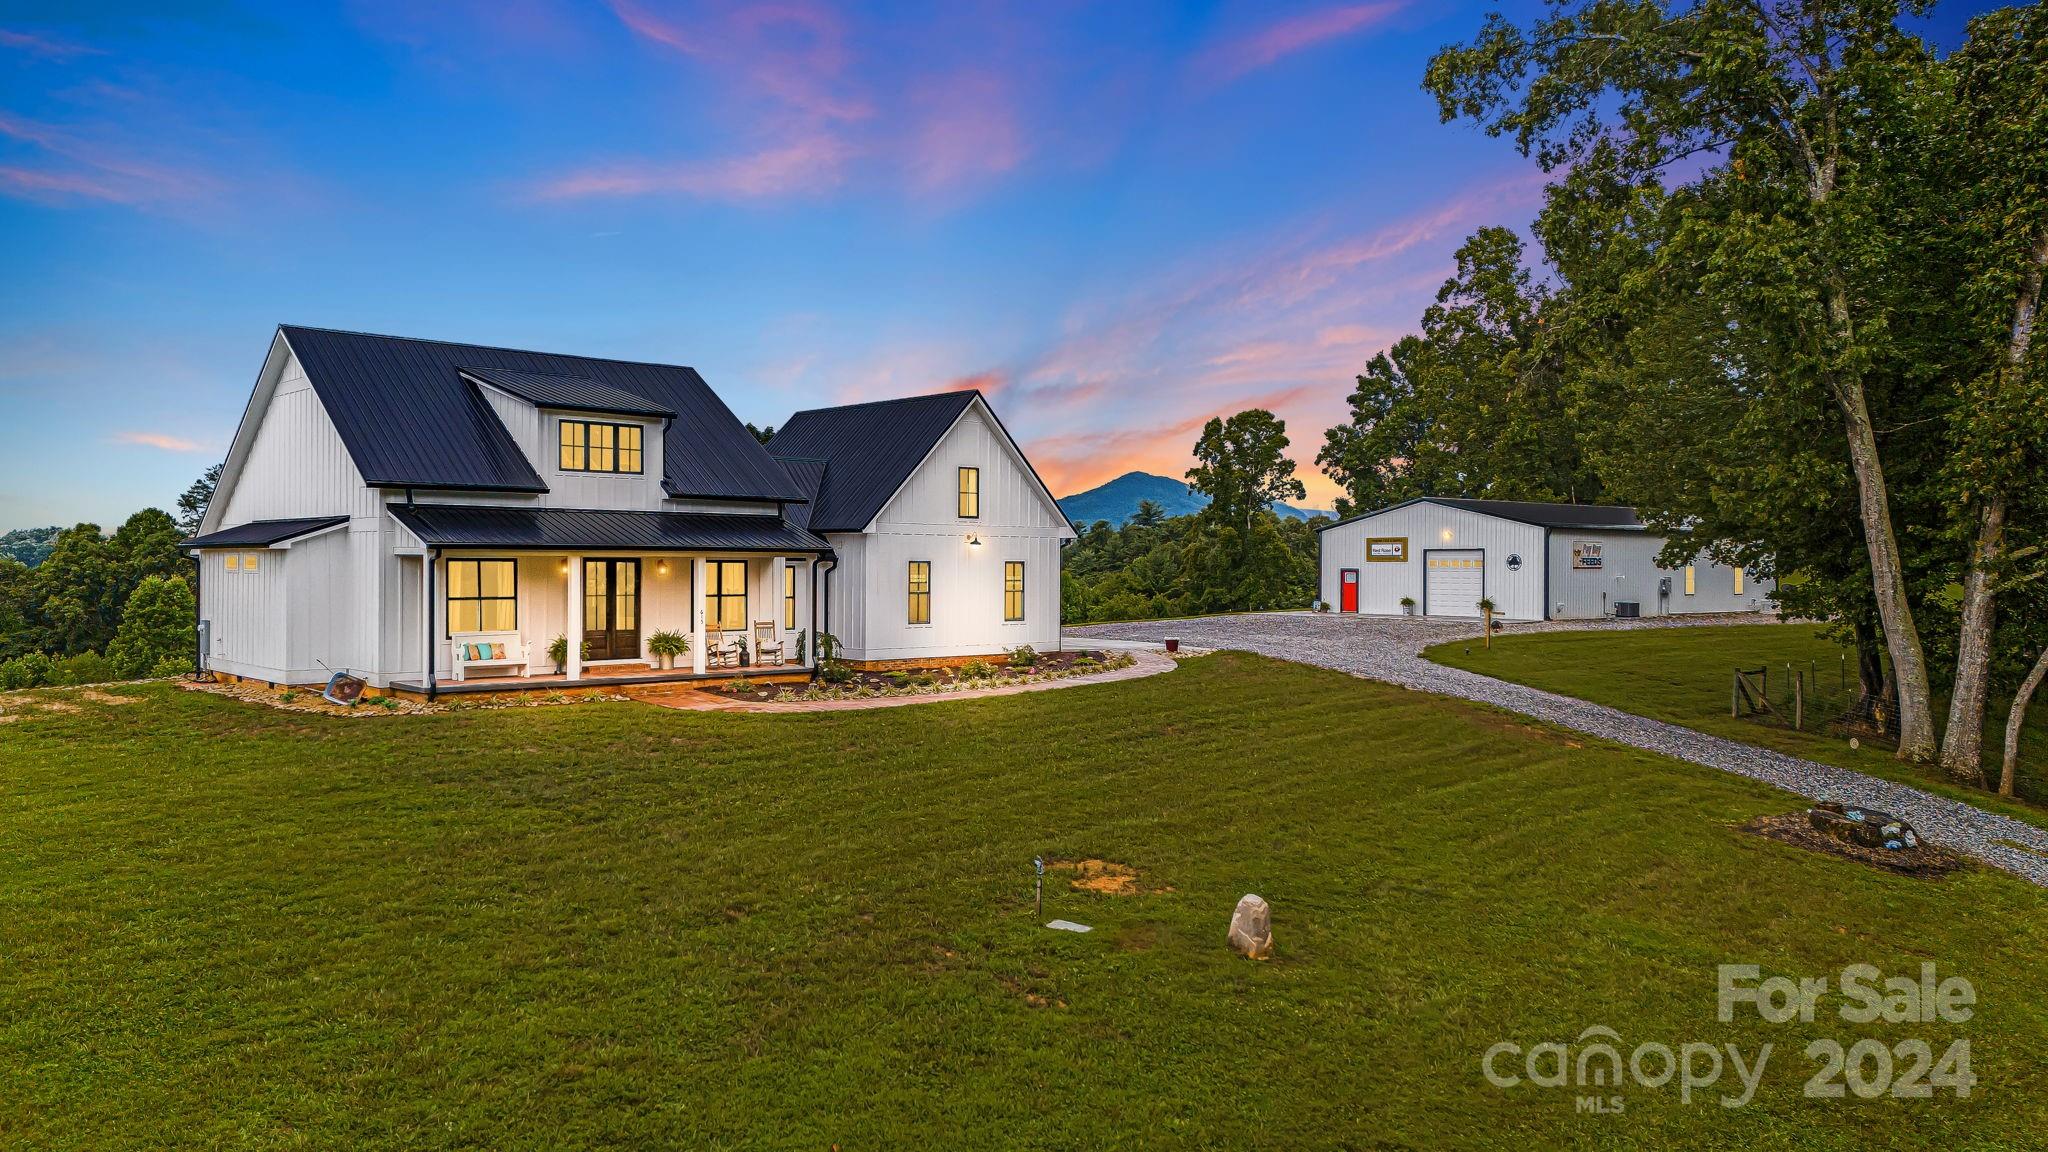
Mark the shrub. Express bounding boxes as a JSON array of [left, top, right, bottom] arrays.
[[1008, 645, 1038, 667], [107, 573, 196, 678], [961, 659, 997, 679], [148, 653, 193, 678], [0, 652, 52, 690], [48, 652, 118, 686], [729, 675, 753, 693]]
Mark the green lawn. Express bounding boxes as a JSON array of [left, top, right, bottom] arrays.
[[4, 656, 2047, 1149], [1425, 624, 2048, 831]]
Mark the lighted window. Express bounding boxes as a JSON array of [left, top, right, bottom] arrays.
[[224, 553, 239, 571], [559, 420, 643, 474], [1684, 566, 1695, 595], [243, 553, 261, 571], [1734, 567, 1745, 595], [958, 467, 980, 519], [1003, 561, 1025, 622], [708, 560, 748, 632], [447, 559, 517, 634], [908, 560, 931, 625], [782, 564, 797, 630]]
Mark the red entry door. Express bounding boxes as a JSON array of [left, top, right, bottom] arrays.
[[1340, 569, 1359, 612]]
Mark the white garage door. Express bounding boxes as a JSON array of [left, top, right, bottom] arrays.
[[1426, 551, 1486, 617]]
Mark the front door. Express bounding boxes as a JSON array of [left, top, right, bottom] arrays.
[[1339, 568, 1359, 612], [582, 559, 641, 660]]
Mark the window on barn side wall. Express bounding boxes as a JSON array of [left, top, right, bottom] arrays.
[[1734, 567, 1745, 595], [446, 559, 517, 635], [958, 467, 980, 518], [224, 553, 239, 571], [908, 561, 931, 625], [1684, 566, 1695, 595], [242, 552, 260, 571], [1003, 561, 1025, 622]]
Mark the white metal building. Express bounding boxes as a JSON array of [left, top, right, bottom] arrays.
[[1316, 497, 1770, 621]]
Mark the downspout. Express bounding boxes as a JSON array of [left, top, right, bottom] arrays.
[[426, 547, 440, 701], [813, 553, 836, 664], [1541, 528, 1551, 621], [189, 552, 204, 680]]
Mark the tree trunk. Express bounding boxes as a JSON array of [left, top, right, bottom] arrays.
[[2002, 648, 2048, 798], [1940, 495, 2004, 783], [1834, 368, 1937, 761]]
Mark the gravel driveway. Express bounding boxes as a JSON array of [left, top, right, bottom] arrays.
[[1067, 612, 2048, 888]]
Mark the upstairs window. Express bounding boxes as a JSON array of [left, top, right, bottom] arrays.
[[908, 561, 931, 625], [958, 467, 980, 518], [559, 420, 643, 473]]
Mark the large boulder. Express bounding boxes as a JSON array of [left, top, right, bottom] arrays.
[[1228, 894, 1273, 959], [1807, 802, 1920, 851]]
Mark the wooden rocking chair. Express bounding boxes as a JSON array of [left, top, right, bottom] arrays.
[[752, 620, 785, 665]]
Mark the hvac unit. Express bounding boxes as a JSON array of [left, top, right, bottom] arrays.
[[1613, 601, 1641, 619]]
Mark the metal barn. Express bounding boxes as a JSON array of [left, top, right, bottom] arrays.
[[1315, 498, 1770, 622]]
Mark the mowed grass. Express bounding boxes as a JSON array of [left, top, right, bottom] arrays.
[[1426, 624, 2048, 830], [4, 655, 2048, 1149]]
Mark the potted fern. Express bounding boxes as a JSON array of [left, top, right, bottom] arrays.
[[1400, 596, 1416, 616], [547, 635, 591, 675], [647, 630, 689, 670]]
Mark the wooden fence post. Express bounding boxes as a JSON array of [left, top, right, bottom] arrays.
[[1794, 670, 1804, 732]]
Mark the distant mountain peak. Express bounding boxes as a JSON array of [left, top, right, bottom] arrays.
[[1056, 472, 1328, 526]]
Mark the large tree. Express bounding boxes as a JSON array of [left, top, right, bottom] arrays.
[[176, 463, 222, 536], [1187, 409, 1307, 537], [1427, 0, 1945, 760]]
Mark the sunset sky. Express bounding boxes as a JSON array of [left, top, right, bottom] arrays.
[[0, 1, 1989, 530]]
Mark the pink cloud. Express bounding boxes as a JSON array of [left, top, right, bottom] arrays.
[[940, 370, 1007, 398], [112, 431, 208, 452], [0, 27, 101, 60], [905, 69, 1027, 192], [0, 113, 221, 207], [1197, 3, 1407, 83], [531, 136, 854, 201]]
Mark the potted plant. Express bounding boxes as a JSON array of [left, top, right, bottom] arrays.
[[647, 630, 689, 670], [1400, 596, 1416, 616], [546, 635, 591, 675]]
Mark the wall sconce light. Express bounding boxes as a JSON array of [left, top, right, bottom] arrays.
[[657, 559, 669, 575], [1440, 528, 1454, 542], [559, 559, 569, 573], [967, 534, 983, 547]]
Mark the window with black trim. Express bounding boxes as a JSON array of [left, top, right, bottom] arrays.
[[1003, 561, 1024, 622], [708, 560, 748, 632], [559, 420, 643, 473], [447, 558, 517, 634], [782, 564, 797, 630], [908, 560, 931, 625], [958, 467, 979, 518]]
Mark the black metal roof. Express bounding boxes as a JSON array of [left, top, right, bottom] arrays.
[[277, 326, 805, 501], [775, 457, 829, 531], [764, 391, 979, 532], [387, 504, 829, 553], [1316, 497, 1647, 533], [183, 516, 349, 549], [461, 367, 677, 419]]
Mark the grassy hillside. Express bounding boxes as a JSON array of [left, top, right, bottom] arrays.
[[3, 656, 2045, 1148]]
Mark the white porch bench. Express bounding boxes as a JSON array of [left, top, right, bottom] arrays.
[[450, 632, 528, 681]]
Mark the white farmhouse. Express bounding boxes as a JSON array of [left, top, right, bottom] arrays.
[[185, 326, 1070, 696], [1317, 497, 1771, 621]]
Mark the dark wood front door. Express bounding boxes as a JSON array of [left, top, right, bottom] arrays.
[[582, 559, 641, 661]]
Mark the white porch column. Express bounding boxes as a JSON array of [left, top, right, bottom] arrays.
[[802, 557, 817, 668], [690, 556, 708, 674], [565, 555, 583, 681], [772, 555, 789, 664]]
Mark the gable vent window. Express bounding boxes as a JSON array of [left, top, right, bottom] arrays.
[[559, 420, 643, 474], [958, 467, 980, 519], [908, 561, 931, 625]]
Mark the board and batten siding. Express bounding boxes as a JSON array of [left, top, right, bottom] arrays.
[[476, 387, 672, 511], [838, 404, 1069, 661], [203, 548, 288, 680], [1320, 503, 1547, 621]]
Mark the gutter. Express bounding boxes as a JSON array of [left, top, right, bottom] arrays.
[[189, 552, 206, 680]]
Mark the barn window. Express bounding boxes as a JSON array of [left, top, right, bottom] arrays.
[[242, 553, 260, 571], [1684, 566, 1695, 595], [1734, 567, 1745, 595], [908, 561, 931, 625], [446, 559, 517, 634], [958, 467, 980, 518]]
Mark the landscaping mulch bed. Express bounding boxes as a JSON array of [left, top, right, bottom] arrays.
[[1741, 812, 1970, 879], [696, 649, 1119, 703]]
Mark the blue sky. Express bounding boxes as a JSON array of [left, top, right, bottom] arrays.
[[0, 1, 1993, 530]]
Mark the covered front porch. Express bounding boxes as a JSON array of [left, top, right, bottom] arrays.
[[387, 504, 832, 698]]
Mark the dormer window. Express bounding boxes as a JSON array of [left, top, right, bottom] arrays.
[[559, 420, 643, 474]]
